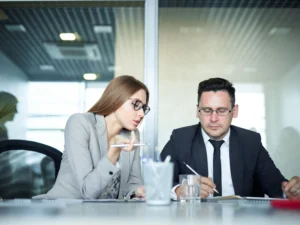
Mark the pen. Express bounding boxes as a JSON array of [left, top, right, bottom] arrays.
[[183, 162, 219, 194], [111, 143, 147, 148]]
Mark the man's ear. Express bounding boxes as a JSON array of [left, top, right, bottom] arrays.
[[233, 104, 239, 118], [196, 105, 200, 118]]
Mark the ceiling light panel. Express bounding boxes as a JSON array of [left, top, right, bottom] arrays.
[[59, 33, 77, 41]]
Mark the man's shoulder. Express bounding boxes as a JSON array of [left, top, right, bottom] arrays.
[[230, 125, 260, 140]]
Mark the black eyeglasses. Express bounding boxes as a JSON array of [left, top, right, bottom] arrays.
[[129, 98, 150, 115], [199, 107, 233, 116]]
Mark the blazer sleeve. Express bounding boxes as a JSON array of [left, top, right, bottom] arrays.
[[65, 114, 119, 199], [254, 134, 287, 197], [160, 130, 181, 187], [123, 147, 143, 198]]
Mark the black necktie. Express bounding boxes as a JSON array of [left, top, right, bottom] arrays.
[[209, 139, 224, 196]]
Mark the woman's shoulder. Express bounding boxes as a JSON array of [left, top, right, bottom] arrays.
[[65, 113, 102, 136], [66, 112, 101, 127], [68, 112, 100, 122]]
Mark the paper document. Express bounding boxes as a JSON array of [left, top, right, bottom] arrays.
[[202, 195, 242, 202], [245, 197, 286, 201], [213, 195, 242, 200]]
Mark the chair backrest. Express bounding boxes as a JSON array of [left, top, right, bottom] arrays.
[[0, 140, 62, 199]]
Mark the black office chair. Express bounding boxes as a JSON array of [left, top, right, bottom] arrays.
[[0, 139, 62, 199]]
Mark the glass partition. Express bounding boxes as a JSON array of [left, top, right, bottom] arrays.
[[158, 2, 300, 178], [0, 1, 145, 151]]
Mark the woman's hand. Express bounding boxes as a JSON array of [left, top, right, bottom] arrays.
[[133, 186, 145, 199], [114, 130, 137, 152], [107, 131, 137, 164]]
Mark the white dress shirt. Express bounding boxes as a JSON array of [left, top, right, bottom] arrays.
[[171, 128, 235, 199], [201, 128, 235, 197]]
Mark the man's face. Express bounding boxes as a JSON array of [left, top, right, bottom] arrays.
[[196, 91, 238, 140]]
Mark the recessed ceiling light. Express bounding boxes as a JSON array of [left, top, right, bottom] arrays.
[[40, 65, 55, 71], [93, 25, 112, 33], [269, 27, 291, 36], [83, 73, 98, 81], [5, 24, 26, 32], [59, 33, 77, 41]]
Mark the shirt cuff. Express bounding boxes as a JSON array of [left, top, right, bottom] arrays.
[[171, 184, 180, 200]]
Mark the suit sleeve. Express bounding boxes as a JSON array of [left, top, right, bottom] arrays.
[[160, 130, 181, 187], [65, 114, 119, 199], [254, 135, 287, 197], [124, 147, 143, 198]]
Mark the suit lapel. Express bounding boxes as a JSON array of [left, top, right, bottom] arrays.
[[94, 114, 108, 160], [190, 125, 208, 177], [229, 128, 244, 195]]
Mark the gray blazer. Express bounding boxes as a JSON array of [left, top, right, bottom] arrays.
[[35, 113, 143, 199]]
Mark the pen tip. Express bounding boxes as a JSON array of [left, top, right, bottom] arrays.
[[183, 162, 186, 165]]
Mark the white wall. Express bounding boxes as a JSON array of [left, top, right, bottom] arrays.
[[0, 50, 28, 139], [268, 63, 300, 179]]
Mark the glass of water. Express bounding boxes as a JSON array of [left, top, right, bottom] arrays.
[[179, 174, 201, 202]]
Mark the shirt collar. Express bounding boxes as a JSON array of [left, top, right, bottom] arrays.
[[201, 127, 230, 147]]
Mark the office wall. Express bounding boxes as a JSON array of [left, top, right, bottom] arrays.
[[0, 50, 28, 139], [266, 63, 300, 179]]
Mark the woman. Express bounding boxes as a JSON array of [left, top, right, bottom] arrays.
[[37, 75, 150, 199], [0, 91, 18, 141], [0, 92, 18, 198]]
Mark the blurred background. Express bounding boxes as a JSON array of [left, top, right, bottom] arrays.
[[0, 0, 299, 186]]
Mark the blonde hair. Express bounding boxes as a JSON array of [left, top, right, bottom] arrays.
[[0, 92, 18, 119], [88, 75, 149, 116]]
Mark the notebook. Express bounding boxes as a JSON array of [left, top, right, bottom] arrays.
[[202, 196, 286, 203], [202, 195, 242, 202]]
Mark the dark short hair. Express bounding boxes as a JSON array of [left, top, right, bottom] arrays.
[[197, 78, 235, 107]]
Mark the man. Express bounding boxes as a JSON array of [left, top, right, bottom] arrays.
[[160, 78, 300, 200]]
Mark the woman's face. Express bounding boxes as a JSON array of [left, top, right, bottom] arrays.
[[115, 89, 147, 130]]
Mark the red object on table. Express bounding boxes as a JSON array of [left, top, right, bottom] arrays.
[[271, 200, 300, 210]]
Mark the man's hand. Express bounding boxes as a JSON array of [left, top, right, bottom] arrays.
[[199, 177, 216, 198], [175, 176, 216, 199], [282, 176, 300, 200]]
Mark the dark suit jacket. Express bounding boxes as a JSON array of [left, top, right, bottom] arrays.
[[160, 124, 286, 197]]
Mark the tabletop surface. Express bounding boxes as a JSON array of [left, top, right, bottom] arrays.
[[0, 199, 299, 225]]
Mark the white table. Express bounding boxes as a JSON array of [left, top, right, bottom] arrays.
[[0, 200, 299, 225]]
